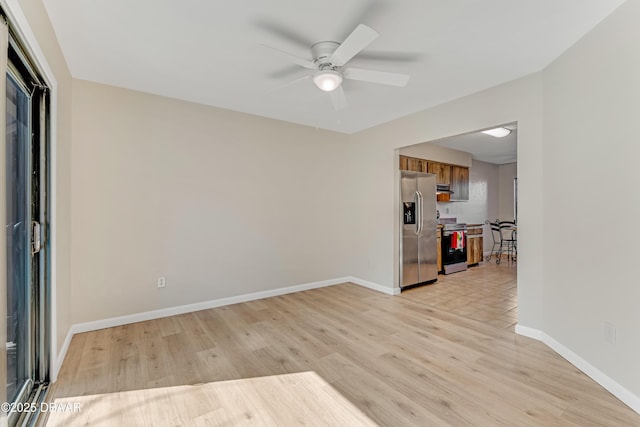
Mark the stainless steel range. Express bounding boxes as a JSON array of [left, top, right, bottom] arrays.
[[441, 223, 468, 274]]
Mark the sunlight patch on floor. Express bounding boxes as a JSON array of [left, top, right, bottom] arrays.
[[45, 371, 377, 426]]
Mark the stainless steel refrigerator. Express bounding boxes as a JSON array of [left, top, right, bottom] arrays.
[[400, 171, 438, 289]]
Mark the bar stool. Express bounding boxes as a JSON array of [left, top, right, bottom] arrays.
[[485, 220, 502, 262], [498, 220, 517, 263]]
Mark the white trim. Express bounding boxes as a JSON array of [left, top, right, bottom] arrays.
[[56, 284, 640, 416], [1, 0, 60, 381], [516, 324, 640, 415], [49, 85, 59, 382], [348, 276, 400, 295], [69, 277, 398, 335], [56, 276, 396, 369], [543, 335, 640, 415], [72, 277, 350, 334], [54, 328, 74, 379], [514, 323, 544, 340]]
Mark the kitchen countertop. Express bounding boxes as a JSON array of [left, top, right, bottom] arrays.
[[436, 223, 483, 229]]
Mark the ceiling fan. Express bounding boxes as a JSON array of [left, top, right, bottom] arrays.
[[262, 24, 410, 110]]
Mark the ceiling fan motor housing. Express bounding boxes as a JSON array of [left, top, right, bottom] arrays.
[[311, 41, 340, 68]]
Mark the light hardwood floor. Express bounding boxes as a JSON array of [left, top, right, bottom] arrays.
[[46, 263, 640, 426]]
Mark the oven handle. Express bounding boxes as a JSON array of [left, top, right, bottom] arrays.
[[443, 230, 467, 237]]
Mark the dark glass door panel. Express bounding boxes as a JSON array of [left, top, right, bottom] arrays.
[[5, 72, 33, 410]]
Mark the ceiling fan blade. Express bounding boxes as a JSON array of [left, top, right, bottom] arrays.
[[329, 24, 379, 67], [329, 86, 348, 110], [254, 20, 315, 49], [266, 75, 311, 95], [267, 64, 306, 79], [260, 44, 316, 69], [341, 0, 386, 41], [344, 67, 410, 87], [356, 51, 424, 63]]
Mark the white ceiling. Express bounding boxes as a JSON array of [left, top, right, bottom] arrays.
[[433, 124, 518, 165], [43, 0, 625, 134]]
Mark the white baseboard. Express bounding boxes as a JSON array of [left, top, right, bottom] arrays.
[[71, 277, 352, 335], [55, 276, 397, 374], [53, 283, 639, 416], [516, 323, 640, 415], [514, 324, 544, 340], [348, 276, 400, 295], [53, 328, 74, 382]]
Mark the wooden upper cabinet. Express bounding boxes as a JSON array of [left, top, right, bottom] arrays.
[[411, 158, 429, 173], [427, 162, 451, 185], [450, 165, 469, 201], [399, 155, 409, 170], [400, 155, 469, 201], [399, 155, 428, 173]]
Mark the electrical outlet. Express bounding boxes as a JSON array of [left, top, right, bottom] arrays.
[[157, 276, 166, 288], [604, 322, 616, 344]]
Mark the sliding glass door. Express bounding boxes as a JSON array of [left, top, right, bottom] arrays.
[[1, 14, 50, 426], [5, 68, 35, 419]]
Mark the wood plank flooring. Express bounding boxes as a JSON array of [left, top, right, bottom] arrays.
[[46, 263, 640, 426]]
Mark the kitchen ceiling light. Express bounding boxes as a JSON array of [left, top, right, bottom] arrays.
[[482, 127, 511, 138], [313, 70, 343, 92]]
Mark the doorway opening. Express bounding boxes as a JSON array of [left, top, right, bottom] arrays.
[[396, 124, 518, 330]]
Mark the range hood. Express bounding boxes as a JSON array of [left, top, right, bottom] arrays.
[[436, 184, 454, 194]]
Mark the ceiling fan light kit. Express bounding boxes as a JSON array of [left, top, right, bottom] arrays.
[[313, 69, 343, 92]]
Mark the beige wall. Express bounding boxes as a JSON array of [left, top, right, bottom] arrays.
[[70, 80, 352, 323], [541, 0, 640, 398]]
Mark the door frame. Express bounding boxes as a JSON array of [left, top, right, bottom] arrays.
[[0, 0, 59, 382]]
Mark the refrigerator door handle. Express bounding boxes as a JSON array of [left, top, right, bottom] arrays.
[[416, 190, 423, 235], [420, 191, 424, 234], [414, 191, 420, 235]]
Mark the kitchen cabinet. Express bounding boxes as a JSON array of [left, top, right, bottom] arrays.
[[436, 192, 451, 202], [400, 155, 469, 202], [451, 166, 469, 201], [427, 162, 451, 185], [399, 155, 428, 173], [466, 225, 483, 266], [429, 161, 453, 202]]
